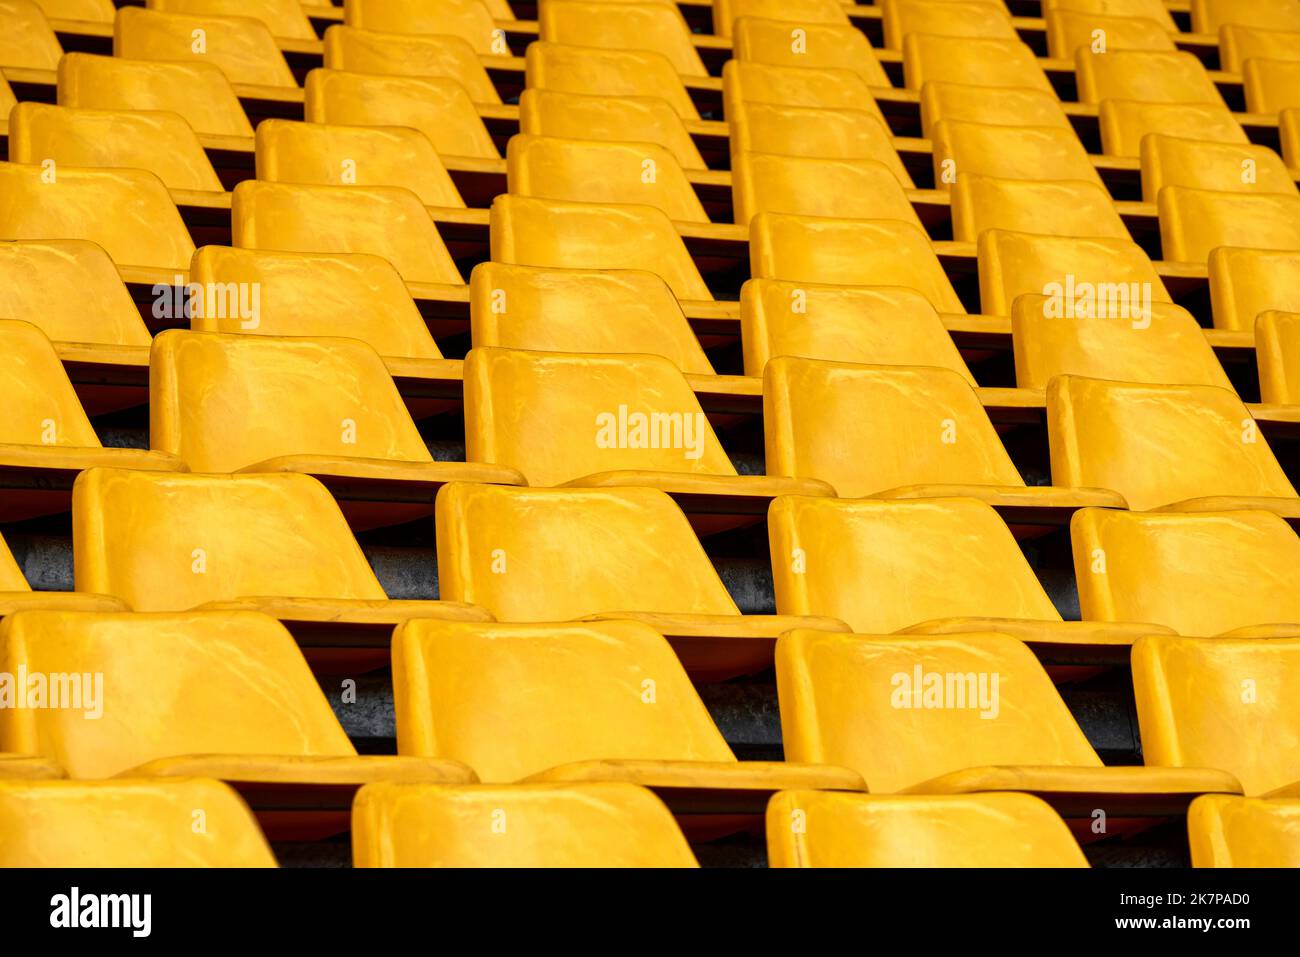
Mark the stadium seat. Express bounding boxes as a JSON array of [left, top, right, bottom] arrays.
[[739, 280, 973, 379], [1219, 24, 1300, 72], [932, 120, 1105, 190], [489, 194, 711, 301], [978, 228, 1171, 317], [35, 0, 115, 18], [880, 0, 1018, 51], [731, 18, 890, 88], [255, 119, 465, 208], [231, 180, 464, 285], [344, 0, 503, 55], [9, 102, 224, 193], [728, 102, 912, 184], [763, 358, 1124, 517], [731, 152, 919, 227], [0, 523, 126, 617], [1256, 310, 1300, 402], [750, 213, 966, 313], [1191, 0, 1300, 34], [469, 262, 715, 374], [766, 791, 1088, 867], [919, 81, 1072, 137], [518, 89, 704, 170], [1072, 507, 1300, 636], [435, 482, 850, 680], [1075, 49, 1227, 105], [114, 6, 296, 88], [903, 35, 1053, 93], [951, 175, 1129, 242], [390, 618, 864, 803], [1044, 9, 1176, 59], [304, 69, 498, 159], [57, 52, 253, 138], [1042, 0, 1175, 32], [525, 42, 698, 120], [0, 162, 194, 272], [775, 628, 1239, 808], [1210, 247, 1300, 331], [1243, 57, 1300, 112], [149, 0, 316, 42], [1281, 107, 1300, 165], [1047, 376, 1299, 515], [322, 26, 500, 103], [0, 778, 276, 867], [768, 496, 1167, 649], [353, 782, 697, 867], [0, 74, 14, 126], [1187, 796, 1300, 867], [712, 0, 850, 39], [1098, 99, 1249, 158], [723, 61, 886, 123], [0, 0, 62, 71], [1159, 186, 1300, 264], [1133, 635, 1300, 796], [506, 135, 708, 223], [538, 1, 705, 77], [1140, 134, 1296, 202], [1011, 295, 1232, 390], [149, 330, 522, 525], [188, 246, 443, 359]]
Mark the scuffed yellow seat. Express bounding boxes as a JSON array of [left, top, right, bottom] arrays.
[[723, 60, 885, 124], [732, 17, 889, 88], [519, 88, 704, 169], [1192, 0, 1300, 33], [1140, 134, 1296, 202], [1099, 98, 1248, 157], [729, 101, 911, 184], [539, 0, 705, 77], [713, 0, 850, 39], [151, 0, 317, 42], [732, 151, 919, 228], [881, 0, 1017, 51], [1045, 8, 1175, 58], [1188, 796, 1300, 867], [920, 80, 1071, 137], [1245, 56, 1300, 113], [353, 782, 698, 867], [934, 119, 1104, 191], [526, 42, 698, 120], [1044, 0, 1175, 31], [1159, 185, 1300, 264], [323, 25, 500, 103], [1076, 48, 1227, 105], [345, 0, 504, 55], [767, 791, 1089, 867], [903, 34, 1053, 93], [1210, 247, 1300, 332], [114, 6, 296, 88], [952, 175, 1129, 242], [0, 0, 62, 70]]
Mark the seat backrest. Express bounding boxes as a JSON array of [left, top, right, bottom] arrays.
[[1210, 247, 1300, 332], [1045, 8, 1175, 59], [1140, 133, 1296, 202], [322, 26, 499, 103], [919, 80, 1071, 137], [712, 0, 849, 38], [1075, 48, 1226, 105], [1244, 56, 1300, 113], [729, 101, 912, 185], [722, 60, 886, 124], [732, 152, 919, 228], [903, 34, 1053, 92], [0, 0, 62, 70], [114, 6, 296, 88], [525, 42, 698, 120], [0, 319, 102, 449], [932, 119, 1103, 189], [344, 0, 501, 55], [1219, 23, 1300, 72], [951, 175, 1129, 243], [1192, 0, 1300, 33], [518, 88, 703, 170], [538, 1, 705, 76], [1187, 796, 1300, 867], [1158, 185, 1300, 264], [881, 0, 1018, 50], [150, 0, 316, 41], [1043, 0, 1175, 30], [732, 17, 889, 88], [1098, 98, 1247, 158]]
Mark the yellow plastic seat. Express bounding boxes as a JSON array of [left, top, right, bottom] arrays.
[[1073, 507, 1300, 637], [469, 262, 714, 374], [148, 0, 316, 42], [1045, 9, 1175, 59], [740, 280, 972, 379], [322, 26, 500, 104], [114, 6, 296, 88], [189, 246, 441, 359], [769, 495, 1177, 651], [1012, 294, 1231, 390], [881, 0, 1017, 51], [73, 468, 492, 634], [1098, 99, 1248, 158], [729, 102, 912, 185], [150, 331, 521, 524], [1210, 248, 1300, 331], [750, 213, 966, 314], [722, 60, 885, 125], [732, 152, 919, 228], [978, 228, 1171, 317], [1042, 0, 1175, 31], [712, 0, 850, 39], [231, 180, 464, 285], [518, 89, 704, 170], [435, 482, 850, 680], [919, 81, 1072, 137], [1219, 24, 1300, 72], [1192, 0, 1300, 34], [0, 74, 14, 126], [344, 0, 502, 55], [524, 42, 698, 120], [731, 18, 890, 88], [463, 346, 831, 516], [1282, 108, 1300, 165], [775, 628, 1241, 809], [932, 119, 1104, 190], [506, 135, 707, 223], [764, 357, 1123, 518], [57, 52, 253, 138], [390, 618, 864, 803], [767, 791, 1088, 867], [1076, 49, 1227, 106], [0, 519, 127, 617], [353, 782, 696, 867], [489, 194, 711, 301], [32, 0, 114, 19], [1244, 57, 1300, 113], [538, 1, 704, 77], [9, 102, 223, 193], [0, 0, 62, 70], [1188, 796, 1300, 867], [1047, 375, 1299, 515], [1134, 635, 1300, 798], [903, 34, 1054, 93], [1257, 310, 1300, 402], [1159, 185, 1300, 264], [952, 175, 1128, 242], [304, 68, 498, 159], [1141, 134, 1296, 203], [0, 240, 151, 349], [0, 778, 275, 866], [0, 161, 194, 271], [255, 119, 465, 208]]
